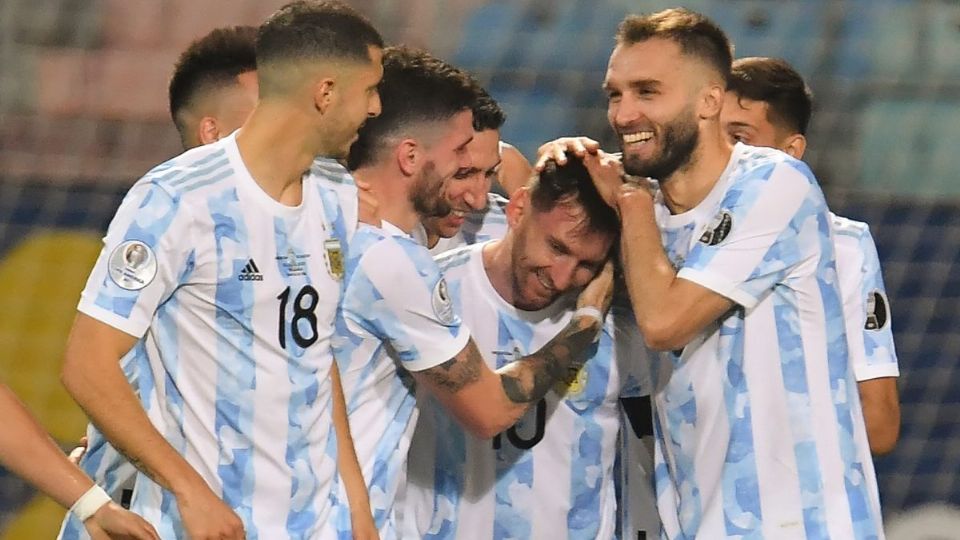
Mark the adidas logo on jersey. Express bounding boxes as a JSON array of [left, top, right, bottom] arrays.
[[238, 259, 263, 281]]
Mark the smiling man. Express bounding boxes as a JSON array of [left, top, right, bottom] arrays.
[[335, 47, 614, 538], [596, 10, 882, 538], [402, 156, 650, 540], [539, 8, 883, 538]]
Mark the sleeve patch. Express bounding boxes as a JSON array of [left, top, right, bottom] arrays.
[[431, 277, 456, 325], [865, 289, 889, 330], [107, 240, 158, 290], [698, 210, 733, 246]]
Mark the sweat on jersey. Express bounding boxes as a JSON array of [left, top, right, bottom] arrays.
[[399, 243, 650, 540], [333, 220, 471, 539], [69, 133, 357, 539], [649, 144, 883, 539]]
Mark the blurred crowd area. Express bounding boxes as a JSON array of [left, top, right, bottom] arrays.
[[0, 0, 958, 537]]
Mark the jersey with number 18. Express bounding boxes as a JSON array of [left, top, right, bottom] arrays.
[[74, 133, 356, 539]]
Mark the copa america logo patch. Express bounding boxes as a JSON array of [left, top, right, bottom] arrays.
[[107, 240, 157, 290], [699, 210, 733, 246], [865, 289, 889, 330], [431, 278, 456, 325]]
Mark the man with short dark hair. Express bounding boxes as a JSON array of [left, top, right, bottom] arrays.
[[416, 89, 511, 253], [723, 57, 812, 158], [168, 26, 259, 149], [541, 7, 882, 537], [334, 46, 614, 537], [60, 1, 384, 537], [722, 56, 901, 457], [402, 155, 650, 539]]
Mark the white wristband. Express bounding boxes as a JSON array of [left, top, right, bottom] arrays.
[[573, 306, 604, 325], [69, 484, 111, 523]]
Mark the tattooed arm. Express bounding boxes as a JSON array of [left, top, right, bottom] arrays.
[[412, 262, 613, 439]]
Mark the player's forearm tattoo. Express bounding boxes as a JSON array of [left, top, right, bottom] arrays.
[[498, 316, 600, 404], [422, 347, 484, 393]]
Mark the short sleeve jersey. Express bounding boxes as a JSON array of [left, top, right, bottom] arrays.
[[333, 221, 470, 539], [650, 144, 883, 539], [69, 133, 356, 539]]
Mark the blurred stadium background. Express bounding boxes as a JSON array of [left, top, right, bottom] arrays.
[[0, 0, 958, 537]]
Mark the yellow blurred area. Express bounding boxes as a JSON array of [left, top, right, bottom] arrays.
[[0, 230, 103, 539], [2, 496, 66, 539]]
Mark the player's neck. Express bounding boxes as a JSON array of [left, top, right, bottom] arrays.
[[236, 102, 318, 206], [659, 133, 733, 215], [481, 238, 516, 305], [352, 167, 420, 234]]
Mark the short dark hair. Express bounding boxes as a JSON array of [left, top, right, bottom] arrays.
[[616, 8, 733, 85], [472, 87, 506, 132], [347, 46, 479, 170], [729, 57, 813, 135], [168, 25, 257, 138], [256, 0, 383, 96], [529, 156, 620, 238]]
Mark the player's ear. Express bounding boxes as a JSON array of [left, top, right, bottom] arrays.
[[781, 133, 807, 159], [505, 186, 530, 228], [313, 77, 335, 115], [396, 139, 420, 176], [197, 117, 221, 145], [699, 81, 725, 120]]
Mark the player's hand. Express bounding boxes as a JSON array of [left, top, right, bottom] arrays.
[[576, 260, 615, 317], [581, 151, 627, 211], [534, 136, 601, 171], [350, 509, 381, 540], [84, 501, 160, 540], [356, 178, 381, 226], [67, 436, 89, 466], [176, 483, 245, 540]]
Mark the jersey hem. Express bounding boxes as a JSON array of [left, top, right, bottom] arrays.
[[853, 363, 900, 381], [402, 329, 472, 372], [77, 300, 148, 338]]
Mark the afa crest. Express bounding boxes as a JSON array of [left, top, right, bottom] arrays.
[[554, 363, 588, 397]]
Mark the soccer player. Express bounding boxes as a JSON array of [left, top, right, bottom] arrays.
[[721, 56, 900, 455], [401, 156, 649, 539], [415, 89, 510, 254], [61, 28, 261, 536], [335, 46, 614, 537], [541, 8, 882, 538], [59, 2, 384, 538], [0, 382, 158, 539]]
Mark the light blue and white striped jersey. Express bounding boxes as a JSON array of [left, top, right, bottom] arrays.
[[832, 214, 900, 382], [58, 155, 357, 540], [413, 193, 510, 255], [650, 144, 882, 539], [72, 133, 357, 539], [399, 243, 650, 540], [333, 221, 471, 539]]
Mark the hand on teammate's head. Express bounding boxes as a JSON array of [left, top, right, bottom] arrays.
[[534, 137, 601, 172], [581, 151, 627, 211]]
